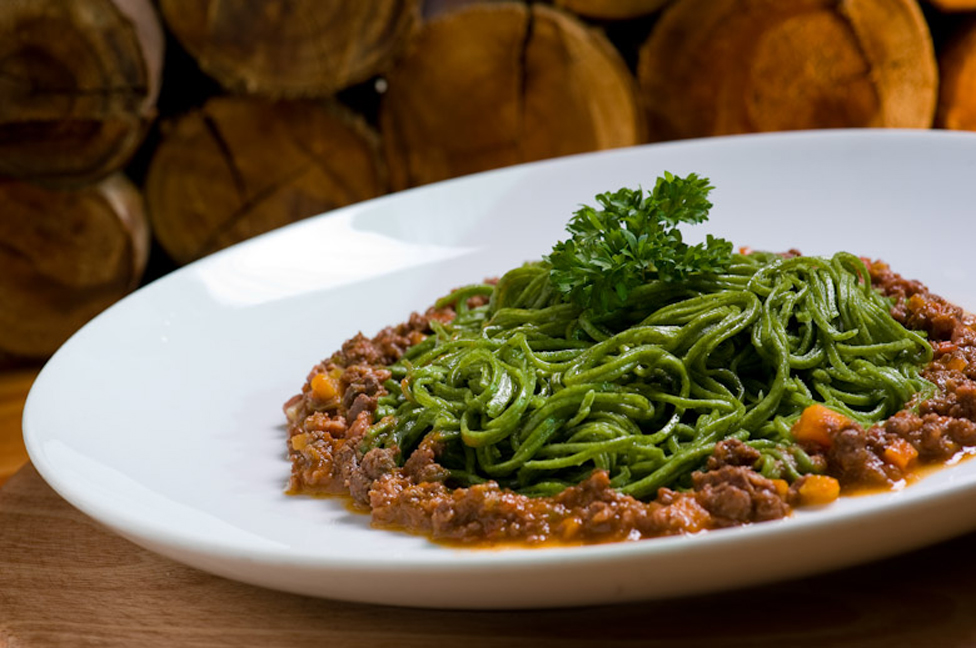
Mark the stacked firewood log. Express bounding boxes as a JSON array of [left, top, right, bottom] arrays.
[[2, 0, 975, 360]]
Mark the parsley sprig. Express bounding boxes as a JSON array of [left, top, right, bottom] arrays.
[[546, 172, 733, 315]]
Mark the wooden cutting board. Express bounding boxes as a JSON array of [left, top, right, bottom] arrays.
[[2, 464, 976, 647]]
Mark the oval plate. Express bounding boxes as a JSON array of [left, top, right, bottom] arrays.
[[24, 130, 976, 609]]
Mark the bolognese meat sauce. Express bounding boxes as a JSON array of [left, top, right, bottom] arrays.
[[283, 261, 976, 546]]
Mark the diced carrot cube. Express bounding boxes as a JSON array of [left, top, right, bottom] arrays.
[[907, 294, 927, 313], [947, 356, 968, 372], [310, 372, 339, 402], [796, 475, 841, 506], [883, 438, 919, 472], [771, 479, 789, 498], [791, 404, 853, 449]]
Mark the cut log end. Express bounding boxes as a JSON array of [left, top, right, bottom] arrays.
[[146, 97, 387, 265], [0, 175, 150, 358], [637, 0, 938, 141], [159, 0, 420, 98], [0, 0, 164, 186], [380, 3, 644, 190]]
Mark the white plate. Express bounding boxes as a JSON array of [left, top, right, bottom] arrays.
[[24, 130, 976, 609]]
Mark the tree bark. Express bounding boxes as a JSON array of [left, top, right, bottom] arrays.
[[0, 174, 150, 358], [637, 0, 938, 141], [145, 97, 387, 265], [380, 2, 645, 190], [0, 0, 163, 186], [159, 0, 419, 97]]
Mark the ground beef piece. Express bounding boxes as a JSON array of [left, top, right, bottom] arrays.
[[345, 393, 376, 423], [333, 439, 357, 484], [554, 472, 665, 540], [947, 417, 976, 446], [648, 490, 713, 536], [338, 333, 385, 366], [915, 415, 961, 461], [706, 438, 761, 470], [954, 323, 976, 349], [904, 295, 962, 342], [432, 482, 549, 541], [335, 311, 444, 366], [919, 377, 976, 421], [347, 447, 398, 505], [287, 430, 346, 494], [329, 412, 375, 504], [301, 411, 348, 437], [869, 261, 975, 345], [372, 315, 428, 365], [869, 260, 967, 344], [372, 327, 422, 364], [692, 466, 790, 526], [827, 425, 897, 487], [369, 473, 435, 532], [369, 475, 547, 543], [886, 411, 963, 462], [338, 364, 391, 417], [402, 437, 450, 484], [339, 364, 389, 398], [694, 439, 791, 526]]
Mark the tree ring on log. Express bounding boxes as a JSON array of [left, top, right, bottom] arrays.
[[159, 0, 420, 98], [0, 175, 150, 357], [636, 0, 938, 141], [379, 3, 645, 190], [145, 97, 387, 265], [0, 0, 163, 186]]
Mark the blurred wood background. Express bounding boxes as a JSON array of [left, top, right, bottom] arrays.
[[3, 0, 976, 479]]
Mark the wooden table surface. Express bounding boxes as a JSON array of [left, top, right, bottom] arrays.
[[0, 365, 38, 488], [4, 365, 976, 647]]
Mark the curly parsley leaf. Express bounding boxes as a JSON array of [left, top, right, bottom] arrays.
[[546, 172, 733, 315]]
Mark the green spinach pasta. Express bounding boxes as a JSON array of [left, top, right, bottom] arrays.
[[366, 250, 933, 499]]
